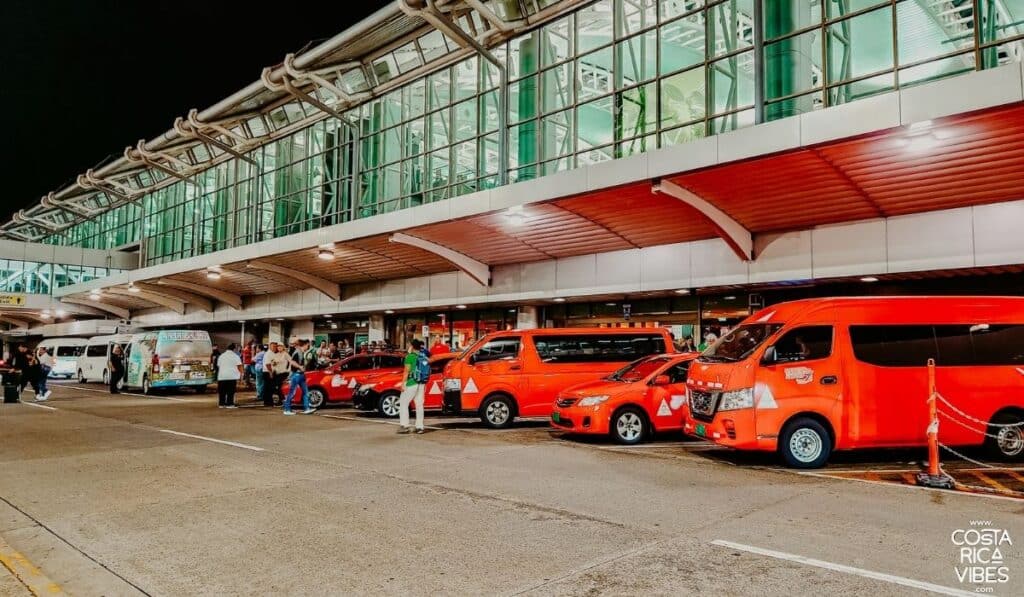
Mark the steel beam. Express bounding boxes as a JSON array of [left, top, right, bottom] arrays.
[[244, 261, 341, 301], [133, 283, 214, 312], [652, 180, 754, 261], [156, 279, 243, 310], [389, 232, 491, 286], [105, 288, 186, 315], [60, 297, 131, 319]]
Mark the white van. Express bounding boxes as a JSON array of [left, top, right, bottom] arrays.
[[76, 334, 132, 384], [37, 337, 87, 378], [124, 330, 215, 394]]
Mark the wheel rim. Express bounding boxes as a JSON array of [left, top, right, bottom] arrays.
[[789, 428, 823, 463], [486, 400, 510, 425], [309, 390, 324, 409], [616, 412, 644, 441], [143, 378, 149, 393], [996, 425, 1024, 457], [102, 371, 108, 384], [381, 395, 400, 417]]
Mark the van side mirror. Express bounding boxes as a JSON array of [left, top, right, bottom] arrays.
[[652, 374, 671, 386], [761, 346, 777, 366]]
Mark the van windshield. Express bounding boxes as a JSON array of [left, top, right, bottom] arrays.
[[606, 356, 669, 382], [700, 324, 783, 362]]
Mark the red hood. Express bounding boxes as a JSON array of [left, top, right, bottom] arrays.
[[362, 369, 403, 385], [686, 360, 756, 391], [560, 378, 638, 399]]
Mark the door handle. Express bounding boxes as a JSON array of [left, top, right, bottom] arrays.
[[820, 375, 838, 385], [509, 364, 521, 371]]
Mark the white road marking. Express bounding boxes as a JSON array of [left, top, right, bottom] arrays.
[[20, 401, 57, 411], [158, 429, 264, 452], [709, 540, 974, 596], [318, 414, 446, 431], [59, 384, 190, 402]]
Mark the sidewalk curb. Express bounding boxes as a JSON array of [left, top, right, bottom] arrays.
[[0, 534, 64, 596]]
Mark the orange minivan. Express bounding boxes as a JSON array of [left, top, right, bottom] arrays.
[[684, 297, 1024, 468], [443, 327, 676, 428]]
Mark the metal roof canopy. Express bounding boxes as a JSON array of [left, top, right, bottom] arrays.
[[60, 101, 1024, 317], [3, 0, 591, 241]]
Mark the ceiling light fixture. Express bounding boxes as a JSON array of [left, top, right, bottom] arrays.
[[455, 304, 467, 310], [385, 309, 395, 314], [206, 268, 222, 280], [907, 119, 933, 132], [860, 276, 879, 283], [552, 297, 566, 303], [318, 248, 335, 261], [55, 309, 66, 317], [504, 205, 527, 226], [674, 288, 691, 295], [40, 312, 51, 319], [128, 283, 141, 293]]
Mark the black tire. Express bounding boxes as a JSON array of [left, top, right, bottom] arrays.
[[779, 417, 832, 469], [195, 384, 208, 394], [610, 406, 648, 445], [985, 411, 1024, 460], [480, 394, 516, 429], [378, 391, 402, 418], [142, 375, 152, 395], [307, 387, 326, 410], [102, 369, 109, 385], [78, 370, 87, 384]]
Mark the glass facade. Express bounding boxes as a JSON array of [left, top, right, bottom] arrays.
[[41, 0, 1024, 268], [0, 260, 123, 295]]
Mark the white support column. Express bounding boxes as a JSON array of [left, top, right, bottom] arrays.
[[516, 306, 539, 330], [652, 180, 755, 262], [389, 232, 491, 286]]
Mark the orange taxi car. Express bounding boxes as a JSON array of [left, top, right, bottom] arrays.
[[551, 353, 697, 444]]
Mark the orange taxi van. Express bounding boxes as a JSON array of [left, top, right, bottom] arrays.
[[442, 327, 676, 428], [684, 297, 1024, 468]]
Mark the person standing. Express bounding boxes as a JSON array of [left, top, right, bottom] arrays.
[[264, 342, 290, 407], [283, 339, 314, 415], [108, 345, 125, 394], [12, 345, 34, 397], [35, 347, 54, 401], [397, 338, 429, 434], [430, 337, 451, 356], [252, 344, 267, 403], [210, 344, 221, 379], [216, 343, 243, 409], [242, 342, 254, 388]]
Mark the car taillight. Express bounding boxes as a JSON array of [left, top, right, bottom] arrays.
[[152, 355, 160, 373]]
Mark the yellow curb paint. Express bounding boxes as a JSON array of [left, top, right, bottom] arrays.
[[0, 535, 64, 596]]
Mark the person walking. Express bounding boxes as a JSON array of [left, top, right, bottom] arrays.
[[12, 345, 34, 398], [283, 339, 314, 415], [108, 344, 125, 394], [264, 342, 290, 407], [397, 338, 430, 435], [252, 344, 266, 403], [242, 342, 254, 388], [35, 347, 54, 401], [217, 343, 243, 409]]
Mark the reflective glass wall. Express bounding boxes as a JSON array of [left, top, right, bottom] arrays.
[[0, 261, 123, 294], [44, 0, 1024, 267]]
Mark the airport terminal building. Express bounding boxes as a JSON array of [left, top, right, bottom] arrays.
[[3, 0, 1024, 346]]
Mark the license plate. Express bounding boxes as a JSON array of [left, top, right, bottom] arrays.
[[167, 372, 186, 380], [551, 411, 560, 423], [695, 424, 706, 437]]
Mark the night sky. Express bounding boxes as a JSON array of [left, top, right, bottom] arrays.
[[0, 1, 390, 223]]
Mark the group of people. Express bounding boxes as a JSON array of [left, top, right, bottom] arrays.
[[7, 344, 55, 401], [211, 339, 319, 415]]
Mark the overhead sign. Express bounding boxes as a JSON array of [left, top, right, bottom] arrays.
[[0, 294, 26, 307]]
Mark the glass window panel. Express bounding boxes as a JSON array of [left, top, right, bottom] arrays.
[[382, 91, 402, 129], [479, 133, 500, 176], [766, 90, 823, 121], [480, 91, 500, 133], [508, 75, 538, 124], [403, 79, 426, 120], [897, 0, 973, 66], [577, 47, 615, 100], [709, 51, 755, 114], [509, 31, 540, 79], [827, 7, 894, 84], [619, 82, 658, 140], [660, 66, 706, 127], [451, 140, 478, 189], [980, 39, 1024, 70], [660, 121, 706, 146], [454, 57, 479, 101], [542, 157, 574, 175], [708, 107, 755, 134], [660, 0, 704, 22], [372, 54, 399, 84], [898, 53, 975, 87], [403, 156, 425, 203], [542, 63, 575, 113], [453, 98, 477, 142], [541, 110, 574, 160], [418, 30, 450, 63], [660, 11, 706, 74], [980, 0, 1024, 45], [619, 0, 658, 38], [578, 0, 615, 53], [428, 109, 451, 151], [764, 28, 823, 101], [427, 149, 450, 189], [428, 69, 451, 111], [340, 68, 369, 94], [707, 0, 755, 57], [382, 126, 402, 164], [541, 16, 574, 67], [577, 95, 615, 149], [404, 118, 426, 157], [762, 0, 822, 40], [827, 71, 894, 104], [616, 30, 658, 87], [510, 121, 539, 169], [826, 0, 890, 19], [393, 42, 422, 73]]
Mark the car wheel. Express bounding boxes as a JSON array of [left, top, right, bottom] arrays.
[[378, 392, 401, 418], [102, 369, 109, 385], [779, 417, 832, 469], [142, 375, 152, 395], [611, 407, 648, 445], [986, 411, 1024, 460], [78, 370, 87, 384], [480, 394, 515, 429], [307, 388, 326, 410]]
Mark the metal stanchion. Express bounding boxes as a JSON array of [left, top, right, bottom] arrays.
[[916, 359, 955, 489]]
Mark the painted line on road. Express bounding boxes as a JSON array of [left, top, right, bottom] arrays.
[[158, 429, 264, 452], [19, 402, 57, 412], [60, 384, 189, 402], [709, 540, 972, 596], [318, 414, 446, 431], [0, 534, 65, 596]]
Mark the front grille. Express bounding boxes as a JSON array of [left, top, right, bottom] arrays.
[[555, 397, 577, 408], [689, 390, 718, 421], [552, 417, 574, 429]]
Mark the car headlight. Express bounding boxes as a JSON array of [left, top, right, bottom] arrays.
[[718, 388, 754, 411], [443, 378, 461, 391], [577, 395, 610, 407]]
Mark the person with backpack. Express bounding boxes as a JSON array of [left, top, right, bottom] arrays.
[[397, 338, 430, 435], [282, 339, 315, 415]]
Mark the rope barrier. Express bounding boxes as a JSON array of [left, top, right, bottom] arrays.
[[935, 392, 1021, 428]]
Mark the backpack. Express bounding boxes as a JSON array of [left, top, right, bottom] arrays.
[[412, 349, 431, 384]]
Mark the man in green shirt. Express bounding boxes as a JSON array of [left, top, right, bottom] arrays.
[[398, 338, 428, 434]]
